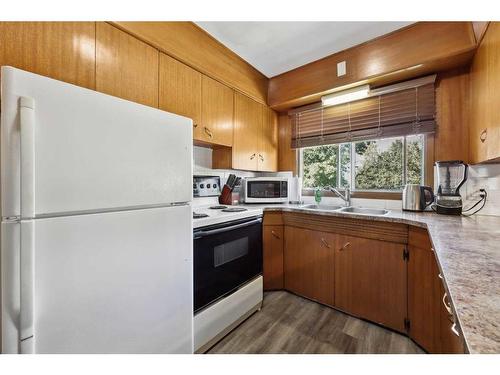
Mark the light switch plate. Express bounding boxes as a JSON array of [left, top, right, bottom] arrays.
[[337, 61, 346, 77]]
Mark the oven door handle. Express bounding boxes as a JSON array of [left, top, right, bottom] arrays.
[[194, 217, 262, 238]]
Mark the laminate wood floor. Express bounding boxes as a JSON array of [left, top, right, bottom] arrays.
[[207, 291, 424, 354]]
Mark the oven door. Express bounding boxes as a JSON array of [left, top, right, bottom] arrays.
[[193, 217, 263, 313]]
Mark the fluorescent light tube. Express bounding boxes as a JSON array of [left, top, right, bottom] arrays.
[[321, 84, 370, 107]]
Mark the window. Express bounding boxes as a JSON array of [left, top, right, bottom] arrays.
[[301, 135, 425, 191]]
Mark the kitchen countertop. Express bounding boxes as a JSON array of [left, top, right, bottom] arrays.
[[241, 203, 500, 354]]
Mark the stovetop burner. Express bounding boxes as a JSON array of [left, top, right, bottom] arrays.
[[209, 205, 227, 210], [193, 212, 209, 219], [221, 207, 248, 213]]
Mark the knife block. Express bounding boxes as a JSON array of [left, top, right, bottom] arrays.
[[219, 185, 233, 205]]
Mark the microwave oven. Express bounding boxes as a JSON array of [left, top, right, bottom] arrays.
[[241, 177, 288, 203]]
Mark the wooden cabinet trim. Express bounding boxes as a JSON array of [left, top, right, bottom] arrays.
[[282, 212, 409, 244], [263, 212, 283, 226]]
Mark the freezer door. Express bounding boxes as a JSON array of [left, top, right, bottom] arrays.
[[16, 205, 193, 353], [1, 67, 192, 218]]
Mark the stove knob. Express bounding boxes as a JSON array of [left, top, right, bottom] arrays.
[[200, 184, 204, 188], [207, 183, 211, 188]]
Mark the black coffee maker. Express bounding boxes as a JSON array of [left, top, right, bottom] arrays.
[[434, 160, 468, 215]]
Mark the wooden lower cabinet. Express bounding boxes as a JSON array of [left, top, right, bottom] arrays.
[[408, 227, 465, 353], [334, 234, 408, 333], [284, 226, 335, 307], [263, 225, 284, 290]]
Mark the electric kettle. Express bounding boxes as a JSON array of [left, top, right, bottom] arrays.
[[402, 184, 434, 212]]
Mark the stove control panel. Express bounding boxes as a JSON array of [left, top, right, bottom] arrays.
[[193, 175, 221, 197]]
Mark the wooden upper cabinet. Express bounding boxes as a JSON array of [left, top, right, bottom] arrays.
[[201, 75, 234, 147], [334, 235, 407, 333], [260, 106, 279, 172], [0, 22, 96, 89], [233, 92, 262, 171], [159, 52, 202, 131], [470, 22, 500, 163], [284, 226, 335, 307], [96, 22, 159, 107]]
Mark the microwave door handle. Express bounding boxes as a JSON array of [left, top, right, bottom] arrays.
[[195, 218, 262, 238]]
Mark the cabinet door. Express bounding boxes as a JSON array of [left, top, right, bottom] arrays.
[[0, 22, 95, 89], [334, 235, 407, 333], [96, 22, 159, 107], [159, 53, 202, 137], [487, 23, 500, 161], [201, 75, 234, 146], [259, 106, 278, 172], [263, 225, 284, 290], [233, 92, 262, 171], [284, 226, 335, 307], [437, 280, 466, 353], [408, 228, 441, 352]]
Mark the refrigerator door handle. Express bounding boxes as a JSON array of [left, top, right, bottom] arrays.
[[20, 221, 35, 351], [20, 97, 35, 219]]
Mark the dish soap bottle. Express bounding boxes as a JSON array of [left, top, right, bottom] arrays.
[[314, 188, 322, 204]]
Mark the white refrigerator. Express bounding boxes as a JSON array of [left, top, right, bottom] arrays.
[[0, 67, 193, 353]]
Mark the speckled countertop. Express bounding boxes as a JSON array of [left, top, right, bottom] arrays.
[[248, 203, 500, 354]]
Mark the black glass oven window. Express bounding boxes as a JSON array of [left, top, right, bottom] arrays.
[[248, 181, 281, 198], [214, 237, 249, 267]]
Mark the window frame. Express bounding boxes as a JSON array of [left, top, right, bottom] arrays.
[[298, 134, 434, 200]]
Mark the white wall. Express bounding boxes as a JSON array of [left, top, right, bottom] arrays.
[[463, 164, 500, 217]]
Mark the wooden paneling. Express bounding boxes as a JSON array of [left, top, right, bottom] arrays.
[[472, 22, 489, 44], [159, 52, 202, 130], [201, 75, 234, 147], [111, 22, 268, 104], [284, 226, 335, 307], [0, 21, 96, 89], [263, 225, 284, 290], [334, 234, 407, 333], [263, 212, 283, 226], [470, 22, 500, 163], [278, 114, 298, 174], [283, 211, 408, 244], [96, 22, 158, 107], [268, 22, 476, 110], [408, 227, 441, 352], [435, 67, 470, 162], [233, 92, 262, 171], [260, 106, 278, 172]]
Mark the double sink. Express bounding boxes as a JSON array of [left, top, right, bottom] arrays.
[[300, 204, 389, 216]]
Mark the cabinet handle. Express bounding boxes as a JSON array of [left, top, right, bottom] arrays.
[[442, 292, 453, 315], [451, 323, 460, 337], [259, 154, 264, 162], [250, 153, 256, 160], [339, 242, 351, 251], [204, 126, 213, 138], [271, 230, 280, 239], [438, 273, 443, 280], [193, 123, 198, 128], [321, 238, 330, 248], [480, 129, 487, 143]]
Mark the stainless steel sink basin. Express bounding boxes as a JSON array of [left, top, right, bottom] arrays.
[[300, 204, 342, 211], [338, 207, 389, 216]]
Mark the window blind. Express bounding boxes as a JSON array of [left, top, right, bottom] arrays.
[[290, 75, 436, 148]]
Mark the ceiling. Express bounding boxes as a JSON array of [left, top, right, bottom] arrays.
[[195, 22, 414, 77]]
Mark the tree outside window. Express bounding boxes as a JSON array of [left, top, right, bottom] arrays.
[[301, 135, 424, 191]]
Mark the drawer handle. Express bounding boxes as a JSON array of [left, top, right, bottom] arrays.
[[451, 323, 460, 337], [250, 153, 256, 160], [480, 129, 487, 143], [442, 292, 453, 315], [204, 126, 213, 138], [259, 154, 264, 162], [339, 242, 351, 251], [321, 238, 330, 248], [438, 273, 443, 280], [271, 230, 280, 239]]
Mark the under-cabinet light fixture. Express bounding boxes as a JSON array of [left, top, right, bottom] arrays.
[[321, 84, 370, 107]]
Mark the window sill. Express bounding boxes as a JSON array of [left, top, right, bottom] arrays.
[[302, 189, 402, 201]]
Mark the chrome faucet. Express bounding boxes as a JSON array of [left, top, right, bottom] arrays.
[[326, 186, 351, 207]]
